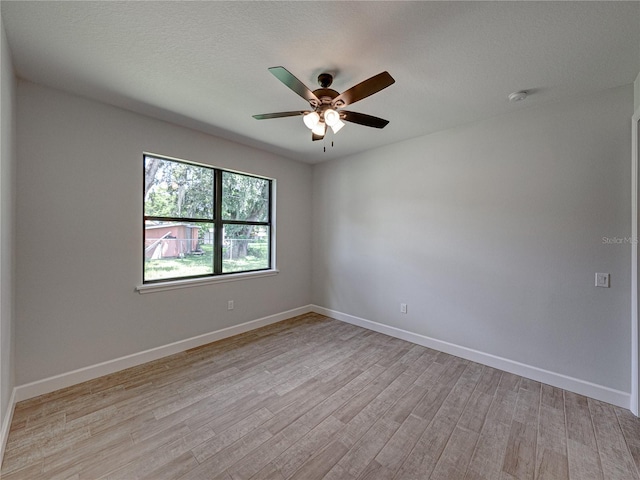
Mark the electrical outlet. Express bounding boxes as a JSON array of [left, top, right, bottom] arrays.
[[595, 273, 610, 288], [228, 300, 234, 310], [400, 303, 407, 314]]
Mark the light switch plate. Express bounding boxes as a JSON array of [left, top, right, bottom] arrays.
[[595, 273, 610, 288]]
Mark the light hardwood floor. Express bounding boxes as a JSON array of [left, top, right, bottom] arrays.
[[2, 313, 640, 479]]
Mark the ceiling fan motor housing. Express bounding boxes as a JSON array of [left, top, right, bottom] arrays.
[[317, 73, 333, 88], [311, 88, 343, 115]]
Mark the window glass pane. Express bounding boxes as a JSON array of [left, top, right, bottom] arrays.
[[223, 225, 270, 273], [144, 221, 214, 281], [222, 171, 269, 222], [144, 156, 213, 219]]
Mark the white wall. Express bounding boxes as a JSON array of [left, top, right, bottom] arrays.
[[313, 85, 633, 393], [15, 82, 312, 385], [0, 16, 16, 438], [635, 71, 640, 111]]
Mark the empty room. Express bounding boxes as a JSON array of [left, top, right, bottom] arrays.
[[1, 1, 640, 479]]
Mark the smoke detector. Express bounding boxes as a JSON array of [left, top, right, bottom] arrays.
[[508, 91, 528, 102]]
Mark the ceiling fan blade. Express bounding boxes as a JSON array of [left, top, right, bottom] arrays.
[[332, 71, 395, 107], [253, 111, 306, 120], [342, 111, 390, 129], [269, 66, 320, 105]]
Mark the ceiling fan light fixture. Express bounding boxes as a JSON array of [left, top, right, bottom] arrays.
[[324, 108, 341, 127], [303, 111, 320, 129], [330, 119, 345, 134], [311, 121, 326, 137]]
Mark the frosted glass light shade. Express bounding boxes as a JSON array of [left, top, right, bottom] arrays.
[[312, 122, 326, 136], [303, 112, 320, 129], [324, 109, 340, 127], [330, 119, 345, 134]]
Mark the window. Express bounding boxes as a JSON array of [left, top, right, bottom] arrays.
[[143, 154, 272, 283]]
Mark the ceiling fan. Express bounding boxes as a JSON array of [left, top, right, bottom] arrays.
[[253, 67, 395, 141]]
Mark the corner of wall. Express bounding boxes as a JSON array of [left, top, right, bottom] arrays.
[[0, 14, 18, 463]]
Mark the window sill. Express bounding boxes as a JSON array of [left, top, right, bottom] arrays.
[[136, 269, 279, 294]]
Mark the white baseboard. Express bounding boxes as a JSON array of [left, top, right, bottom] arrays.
[[9, 303, 631, 410], [14, 305, 313, 403], [0, 387, 16, 464], [311, 305, 631, 409]]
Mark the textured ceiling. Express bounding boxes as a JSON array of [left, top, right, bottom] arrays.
[[2, 1, 639, 164]]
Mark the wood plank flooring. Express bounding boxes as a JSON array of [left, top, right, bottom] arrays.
[[2, 313, 640, 479]]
